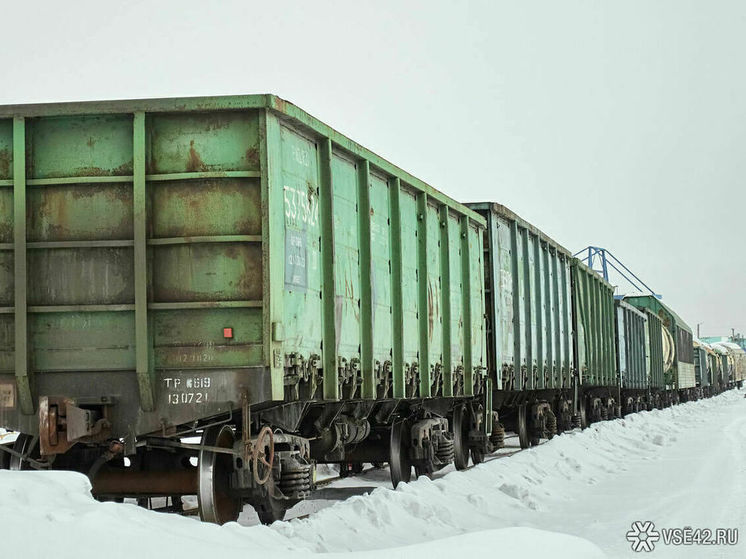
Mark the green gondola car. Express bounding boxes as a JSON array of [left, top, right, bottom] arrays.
[[0, 95, 489, 523]]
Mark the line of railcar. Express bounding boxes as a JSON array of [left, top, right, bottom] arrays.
[[0, 95, 734, 524]]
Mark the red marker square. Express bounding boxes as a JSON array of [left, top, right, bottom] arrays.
[[223, 327, 233, 339]]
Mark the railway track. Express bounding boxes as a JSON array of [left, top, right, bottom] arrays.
[[132, 432, 534, 522], [289, 433, 532, 522]]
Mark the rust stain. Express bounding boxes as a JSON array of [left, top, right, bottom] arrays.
[[0, 149, 10, 178], [74, 166, 108, 177], [201, 115, 232, 132], [223, 244, 239, 259], [86, 136, 96, 149], [70, 161, 132, 177], [186, 140, 208, 173], [245, 146, 260, 169], [113, 161, 133, 175], [25, 148, 34, 177], [427, 281, 435, 341], [273, 97, 287, 112], [27, 184, 132, 242]]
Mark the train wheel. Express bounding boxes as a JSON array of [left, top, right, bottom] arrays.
[[255, 490, 288, 525], [545, 408, 557, 439], [453, 405, 470, 470], [9, 434, 39, 470], [414, 463, 433, 478], [490, 415, 506, 448], [579, 399, 588, 429], [389, 420, 412, 488], [198, 425, 241, 525], [517, 404, 530, 449], [471, 447, 485, 464], [555, 401, 572, 434], [606, 400, 616, 421]]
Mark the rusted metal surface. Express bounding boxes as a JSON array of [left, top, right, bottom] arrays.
[[38, 395, 112, 455], [615, 300, 648, 390], [0, 95, 486, 448], [468, 202, 575, 392], [92, 468, 198, 496]]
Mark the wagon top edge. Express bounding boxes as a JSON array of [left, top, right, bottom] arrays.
[[466, 201, 574, 259], [570, 257, 616, 292], [623, 294, 693, 334], [0, 93, 486, 227], [615, 298, 648, 320]]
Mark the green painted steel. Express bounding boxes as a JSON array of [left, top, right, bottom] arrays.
[[644, 309, 666, 390], [357, 162, 374, 399], [416, 193, 431, 398], [624, 295, 695, 390], [318, 139, 337, 401], [571, 259, 617, 387], [467, 203, 574, 392], [133, 112, 155, 412], [719, 352, 730, 385], [439, 206, 452, 397], [389, 178, 404, 399], [615, 300, 648, 390], [13, 118, 32, 414], [0, 95, 486, 436]]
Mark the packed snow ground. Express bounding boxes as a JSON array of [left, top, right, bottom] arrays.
[[2, 390, 745, 559]]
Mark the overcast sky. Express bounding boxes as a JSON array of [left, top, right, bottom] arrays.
[[2, 0, 743, 338]]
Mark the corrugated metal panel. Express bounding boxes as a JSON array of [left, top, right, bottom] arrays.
[[694, 346, 709, 387], [624, 295, 696, 390], [678, 362, 696, 390], [708, 350, 721, 386], [467, 202, 573, 392], [720, 355, 733, 385], [571, 260, 617, 387], [645, 310, 666, 390], [615, 300, 648, 389]]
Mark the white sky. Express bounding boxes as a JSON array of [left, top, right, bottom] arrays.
[[2, 0, 744, 337]]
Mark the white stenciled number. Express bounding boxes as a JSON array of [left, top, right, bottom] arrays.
[[283, 185, 319, 227], [168, 392, 208, 405]]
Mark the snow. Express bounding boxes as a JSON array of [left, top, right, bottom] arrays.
[[2, 390, 745, 558], [0, 428, 18, 445]]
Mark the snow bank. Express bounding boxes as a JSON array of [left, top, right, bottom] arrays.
[[274, 393, 740, 552], [0, 471, 602, 559], [2, 390, 744, 559]]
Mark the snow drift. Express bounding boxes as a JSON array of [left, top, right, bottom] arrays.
[[2, 390, 745, 558]]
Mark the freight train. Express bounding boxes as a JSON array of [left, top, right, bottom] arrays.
[[0, 95, 736, 524]]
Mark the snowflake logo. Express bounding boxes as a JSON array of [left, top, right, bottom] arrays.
[[626, 521, 661, 552]]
